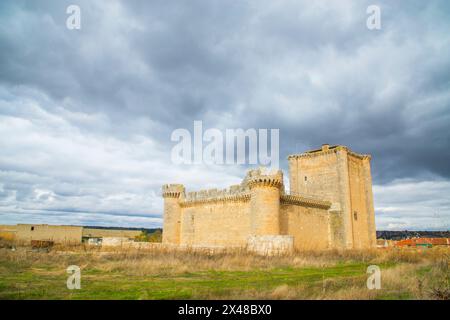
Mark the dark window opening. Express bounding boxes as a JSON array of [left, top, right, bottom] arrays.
[[31, 226, 34, 231], [353, 212, 358, 221], [304, 176, 307, 181]]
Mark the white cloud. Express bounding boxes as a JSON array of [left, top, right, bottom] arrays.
[[374, 179, 450, 230]]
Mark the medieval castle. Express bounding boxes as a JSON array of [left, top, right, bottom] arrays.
[[162, 145, 376, 253]]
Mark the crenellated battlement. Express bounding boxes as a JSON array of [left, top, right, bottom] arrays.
[[176, 167, 283, 205], [246, 167, 284, 189], [288, 144, 371, 160], [162, 184, 185, 198], [181, 193, 251, 207], [281, 194, 331, 209], [184, 184, 250, 202]]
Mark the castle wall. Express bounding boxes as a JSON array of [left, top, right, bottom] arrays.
[[178, 195, 333, 251], [280, 204, 330, 250], [247, 235, 294, 255], [180, 199, 252, 247], [347, 155, 377, 248]]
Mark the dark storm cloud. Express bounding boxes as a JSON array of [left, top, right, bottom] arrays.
[[0, 0, 449, 229]]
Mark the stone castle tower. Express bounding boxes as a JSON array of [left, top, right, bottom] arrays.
[[288, 144, 376, 249], [162, 145, 376, 253]]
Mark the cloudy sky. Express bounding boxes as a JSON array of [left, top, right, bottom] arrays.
[[0, 0, 449, 230]]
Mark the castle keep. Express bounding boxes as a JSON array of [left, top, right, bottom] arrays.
[[162, 145, 376, 252]]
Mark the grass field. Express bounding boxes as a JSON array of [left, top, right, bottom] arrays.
[[0, 243, 448, 300]]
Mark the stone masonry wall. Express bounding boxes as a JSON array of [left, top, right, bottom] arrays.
[[247, 235, 294, 255], [280, 203, 330, 250], [288, 145, 376, 249], [15, 224, 83, 244], [180, 197, 252, 247]]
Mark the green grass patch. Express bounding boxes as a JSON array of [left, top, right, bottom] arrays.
[[0, 258, 397, 300]]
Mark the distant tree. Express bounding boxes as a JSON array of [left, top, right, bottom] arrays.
[[134, 230, 162, 242], [148, 230, 162, 242], [134, 231, 149, 242]]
